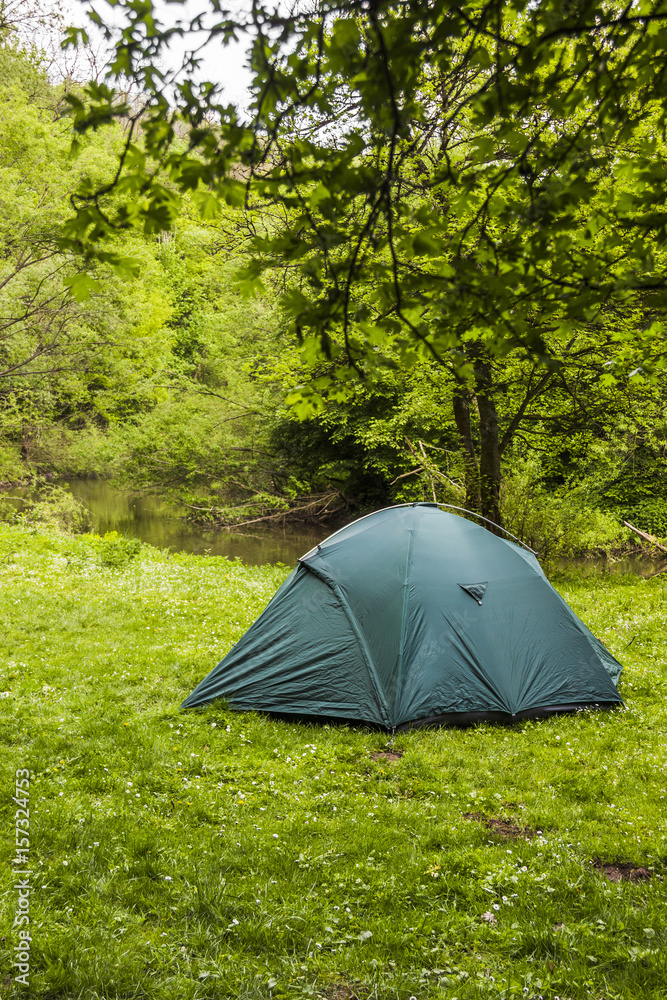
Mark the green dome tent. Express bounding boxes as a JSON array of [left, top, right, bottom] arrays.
[[182, 504, 622, 728]]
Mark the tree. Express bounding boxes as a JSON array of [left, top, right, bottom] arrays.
[[0, 39, 191, 477], [0, 40, 98, 460], [63, 0, 667, 522], [265, 307, 667, 532], [0, 0, 63, 40]]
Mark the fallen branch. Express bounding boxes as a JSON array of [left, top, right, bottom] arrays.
[[390, 467, 424, 485], [419, 440, 437, 502], [218, 494, 345, 529], [403, 437, 465, 497], [623, 521, 667, 555], [181, 490, 349, 529]]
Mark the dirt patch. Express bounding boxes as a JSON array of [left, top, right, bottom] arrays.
[[370, 750, 404, 763], [321, 985, 364, 1000], [593, 859, 652, 883], [464, 811, 537, 840]]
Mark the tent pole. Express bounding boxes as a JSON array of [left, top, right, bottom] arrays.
[[299, 502, 538, 559], [436, 504, 538, 554]]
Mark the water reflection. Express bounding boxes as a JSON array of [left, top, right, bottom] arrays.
[[64, 479, 344, 566], [556, 552, 667, 578]]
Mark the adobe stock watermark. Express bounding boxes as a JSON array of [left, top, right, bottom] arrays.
[[12, 768, 32, 987]]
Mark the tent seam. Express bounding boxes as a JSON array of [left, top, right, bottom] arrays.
[[299, 559, 392, 728], [393, 506, 418, 718], [300, 507, 406, 560]]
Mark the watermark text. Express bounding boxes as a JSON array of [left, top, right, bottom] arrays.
[[12, 769, 31, 986]]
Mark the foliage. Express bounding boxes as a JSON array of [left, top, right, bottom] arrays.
[[63, 0, 667, 376], [0, 44, 84, 384], [622, 500, 667, 540], [0, 40, 178, 473], [32, 422, 128, 478], [501, 459, 626, 565], [0, 39, 281, 506], [0, 524, 666, 998], [0, 41, 131, 400], [95, 529, 142, 567], [266, 349, 667, 532], [13, 480, 94, 533], [597, 435, 667, 536], [0, 439, 27, 483], [57, 0, 667, 524], [3, 13, 667, 536], [105, 226, 294, 524], [269, 361, 465, 511]]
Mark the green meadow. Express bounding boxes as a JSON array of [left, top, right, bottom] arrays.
[[0, 524, 665, 1000]]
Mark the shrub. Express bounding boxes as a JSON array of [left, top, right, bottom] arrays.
[[621, 499, 667, 539], [16, 483, 93, 534], [501, 460, 624, 564], [96, 531, 142, 568]]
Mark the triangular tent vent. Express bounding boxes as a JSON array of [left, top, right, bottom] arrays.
[[458, 581, 488, 605]]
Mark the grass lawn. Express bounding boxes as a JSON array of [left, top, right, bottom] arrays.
[[0, 524, 665, 1000]]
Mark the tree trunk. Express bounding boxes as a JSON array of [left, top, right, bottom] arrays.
[[452, 383, 481, 512], [21, 422, 34, 463], [473, 355, 503, 528]]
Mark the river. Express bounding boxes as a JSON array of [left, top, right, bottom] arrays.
[[40, 478, 340, 566], [5, 478, 666, 574]]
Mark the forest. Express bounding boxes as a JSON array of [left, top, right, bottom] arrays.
[[1, 0, 667, 558], [2, 7, 667, 1000]]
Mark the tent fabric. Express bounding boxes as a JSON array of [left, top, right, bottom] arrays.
[[182, 504, 623, 728]]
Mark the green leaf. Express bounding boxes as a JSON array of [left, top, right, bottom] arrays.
[[61, 26, 89, 50], [63, 274, 101, 302], [308, 183, 332, 209], [193, 190, 222, 219]]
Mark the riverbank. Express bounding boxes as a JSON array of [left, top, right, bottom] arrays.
[[0, 478, 342, 566], [4, 476, 667, 572], [0, 524, 665, 999]]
